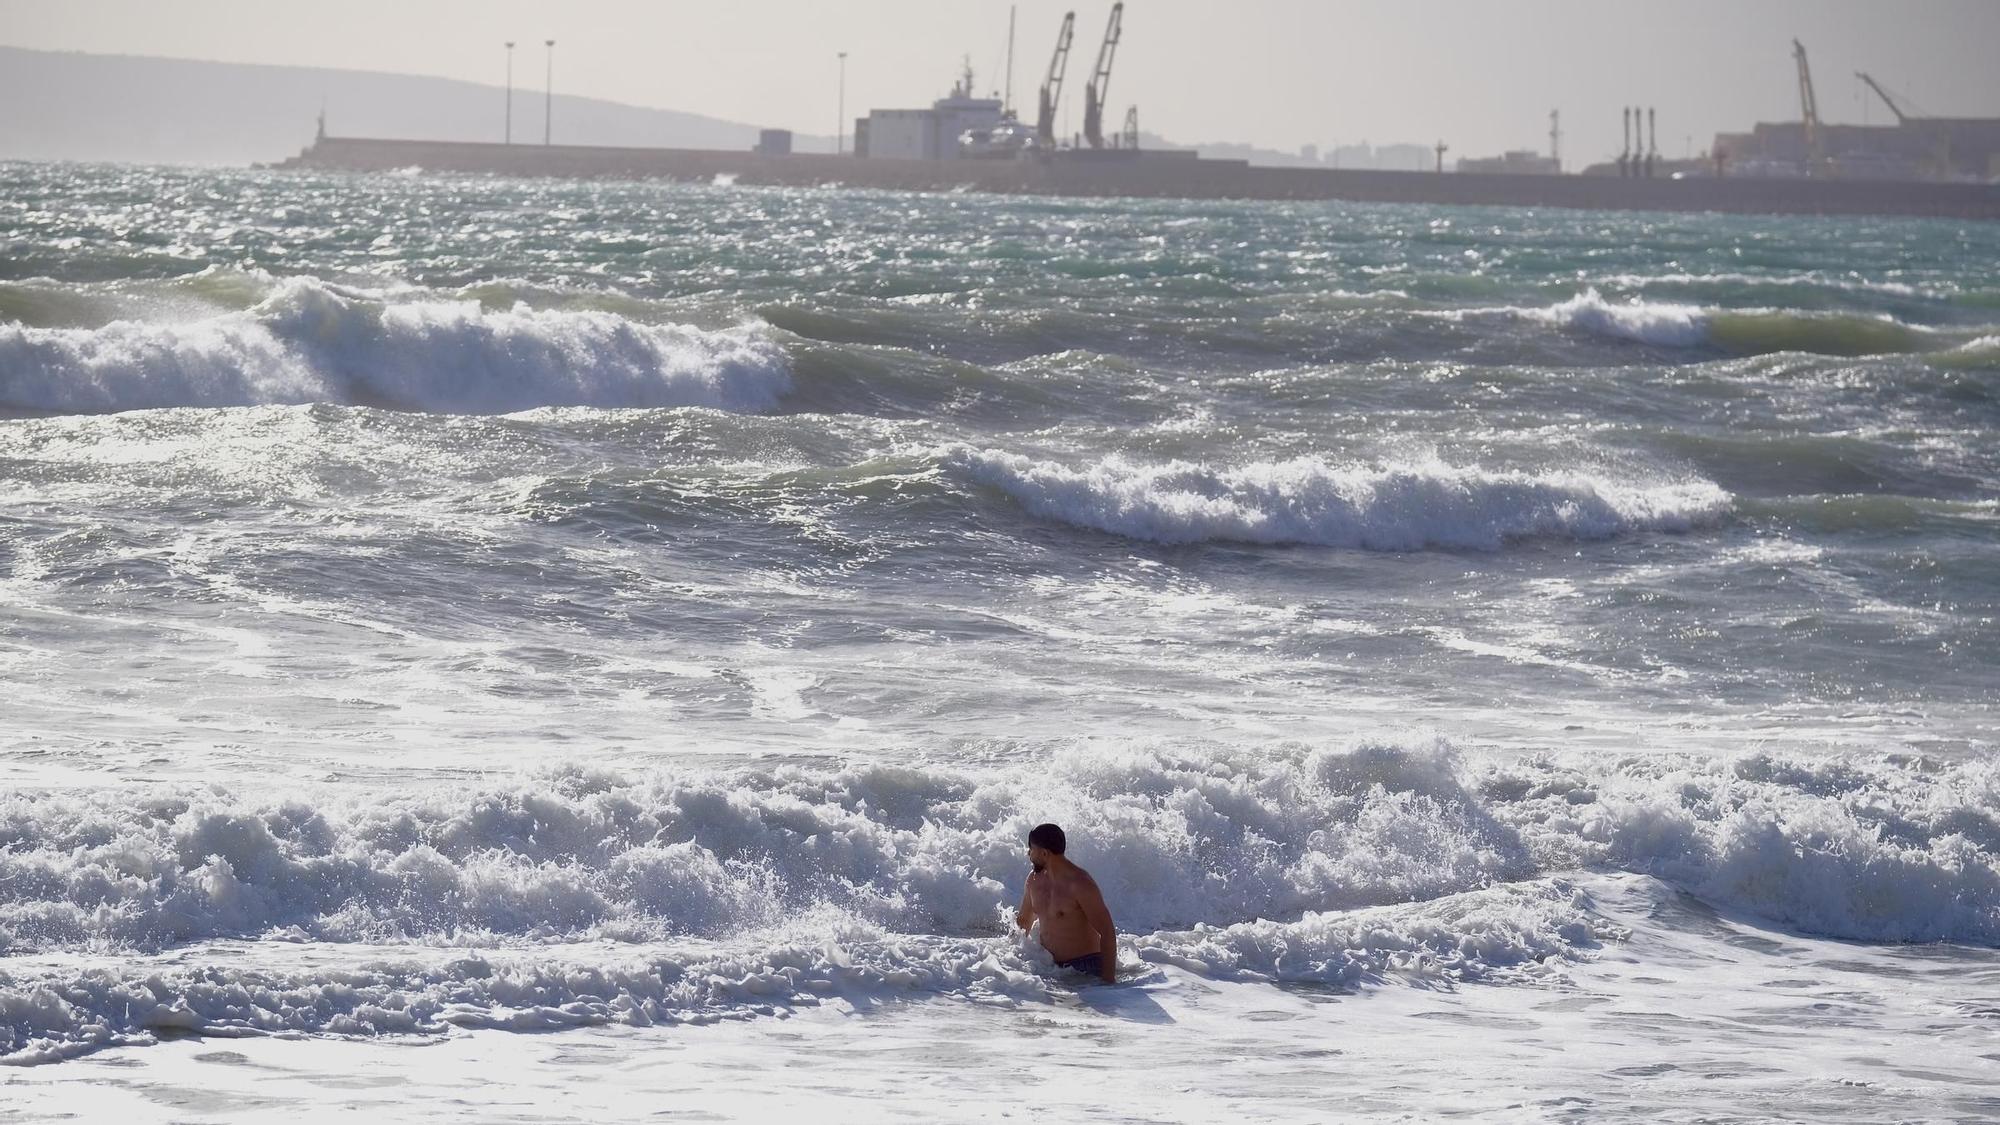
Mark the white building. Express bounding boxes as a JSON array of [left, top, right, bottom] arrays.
[[857, 64, 1004, 160]]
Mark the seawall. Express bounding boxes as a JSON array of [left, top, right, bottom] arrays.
[[278, 136, 2000, 221]]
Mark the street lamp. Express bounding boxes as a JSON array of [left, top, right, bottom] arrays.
[[837, 51, 848, 155], [544, 39, 556, 146], [504, 41, 515, 144]]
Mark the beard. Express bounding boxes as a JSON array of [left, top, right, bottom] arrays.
[[1031, 860, 1046, 873]]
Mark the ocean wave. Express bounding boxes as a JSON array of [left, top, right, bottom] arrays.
[[0, 277, 791, 415], [4, 738, 1997, 1060], [0, 742, 1589, 1056], [0, 745, 1534, 955], [1522, 289, 1933, 356], [7, 740, 1988, 961], [1705, 310, 1928, 357], [1494, 748, 2000, 946], [1528, 289, 1709, 347], [0, 280, 130, 329], [1931, 334, 2000, 370], [947, 447, 1732, 549], [1573, 271, 1929, 300], [0, 879, 1603, 1064], [1739, 493, 2000, 534]]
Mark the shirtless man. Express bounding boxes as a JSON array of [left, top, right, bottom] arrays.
[[1014, 823, 1117, 983]]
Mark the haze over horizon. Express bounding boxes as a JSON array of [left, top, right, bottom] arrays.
[[4, 0, 1998, 167]]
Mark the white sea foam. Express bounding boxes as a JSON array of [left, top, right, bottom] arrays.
[[3, 739, 1995, 1060], [0, 744, 1532, 955], [0, 877, 1605, 1064], [1495, 749, 2000, 945], [1504, 289, 1934, 356], [1934, 333, 2000, 369], [1526, 288, 1711, 347], [2, 742, 1991, 959], [0, 278, 791, 415], [948, 447, 1732, 549]]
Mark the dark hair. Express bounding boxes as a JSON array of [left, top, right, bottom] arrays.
[[1028, 823, 1066, 855]]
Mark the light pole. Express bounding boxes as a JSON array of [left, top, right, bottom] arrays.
[[544, 39, 555, 146], [837, 51, 848, 155], [504, 41, 515, 144]]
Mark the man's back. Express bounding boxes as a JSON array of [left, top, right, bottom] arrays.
[[1024, 863, 1104, 962], [1016, 823, 1117, 983]]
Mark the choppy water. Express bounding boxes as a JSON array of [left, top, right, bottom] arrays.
[[2, 162, 1996, 1117]]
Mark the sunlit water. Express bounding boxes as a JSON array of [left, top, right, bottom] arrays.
[[2, 162, 1996, 1120]]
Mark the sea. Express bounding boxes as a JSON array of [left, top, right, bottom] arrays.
[[1, 161, 1997, 1123]]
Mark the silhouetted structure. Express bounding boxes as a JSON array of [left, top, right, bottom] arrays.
[[277, 133, 2000, 219]]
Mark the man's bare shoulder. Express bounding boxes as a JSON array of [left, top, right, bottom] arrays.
[[1062, 864, 1104, 894]]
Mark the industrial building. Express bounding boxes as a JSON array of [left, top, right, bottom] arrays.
[[855, 5, 1137, 160], [1456, 150, 1560, 176], [1714, 120, 2000, 181], [274, 19, 2000, 217], [1711, 42, 2000, 181], [853, 63, 1004, 160]]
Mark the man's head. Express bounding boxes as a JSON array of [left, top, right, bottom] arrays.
[[1027, 822, 1066, 872]]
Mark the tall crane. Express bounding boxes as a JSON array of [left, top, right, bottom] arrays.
[[1002, 6, 1017, 117], [1855, 71, 1953, 178], [1035, 11, 1076, 150], [1855, 72, 1910, 125], [1082, 2, 1124, 150], [1792, 39, 1827, 176]]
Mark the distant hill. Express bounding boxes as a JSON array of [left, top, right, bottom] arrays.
[[0, 46, 831, 166], [0, 46, 1413, 172]]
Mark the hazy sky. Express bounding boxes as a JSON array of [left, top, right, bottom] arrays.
[[5, 0, 1998, 163]]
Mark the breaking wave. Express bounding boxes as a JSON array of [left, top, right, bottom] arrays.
[[2, 739, 1995, 1060], [0, 878, 1601, 1064], [1524, 289, 1934, 356], [0, 744, 1537, 953], [0, 277, 791, 415], [1530, 289, 1710, 348], [949, 447, 1732, 549], [1931, 334, 2000, 370]]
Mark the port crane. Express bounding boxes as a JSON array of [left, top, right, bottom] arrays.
[[1035, 11, 1077, 150], [1855, 72, 1910, 125], [1082, 2, 1124, 149], [1855, 71, 1955, 178], [1792, 39, 1828, 176]]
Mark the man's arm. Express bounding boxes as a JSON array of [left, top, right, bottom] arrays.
[[1079, 877, 1117, 983], [1014, 873, 1038, 932]]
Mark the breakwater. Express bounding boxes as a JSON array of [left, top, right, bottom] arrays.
[[276, 135, 2000, 220]]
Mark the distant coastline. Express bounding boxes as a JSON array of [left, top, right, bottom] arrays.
[[279, 134, 2000, 221]]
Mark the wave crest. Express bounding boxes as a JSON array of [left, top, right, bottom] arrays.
[[0, 277, 791, 415], [0, 877, 1605, 1063], [1531, 289, 1709, 347], [1525, 288, 1933, 356], [949, 447, 1731, 549], [3, 740, 1997, 1059]]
